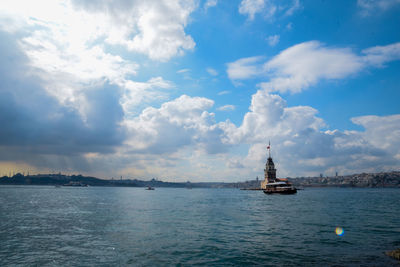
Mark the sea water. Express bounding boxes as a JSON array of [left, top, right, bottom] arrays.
[[0, 186, 399, 266]]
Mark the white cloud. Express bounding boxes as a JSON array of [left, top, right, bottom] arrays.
[[260, 41, 363, 93], [239, 0, 267, 20], [20, 34, 137, 107], [0, 0, 199, 123], [351, 114, 400, 151], [0, 0, 196, 63], [362, 42, 400, 66], [219, 88, 400, 177], [206, 67, 219, 76], [358, 0, 400, 16], [217, 105, 235, 111], [116, 1, 196, 61], [228, 41, 400, 94], [115, 40, 400, 179], [177, 68, 191, 74], [267, 34, 280, 46], [285, 0, 301, 16], [226, 56, 265, 80], [218, 90, 231, 95], [0, 0, 208, 179], [120, 89, 379, 179], [223, 91, 325, 144], [227, 158, 245, 169], [125, 95, 230, 155], [121, 77, 174, 117], [238, 0, 301, 21], [1, 1, 399, 181], [204, 0, 218, 10]]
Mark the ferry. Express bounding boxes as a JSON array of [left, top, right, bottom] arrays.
[[263, 181, 297, 194]]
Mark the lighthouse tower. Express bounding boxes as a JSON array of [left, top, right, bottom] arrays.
[[260, 142, 277, 189]]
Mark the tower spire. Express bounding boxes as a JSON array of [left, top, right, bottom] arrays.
[[267, 140, 271, 158]]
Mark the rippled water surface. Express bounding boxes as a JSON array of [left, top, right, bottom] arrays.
[[0, 186, 399, 266]]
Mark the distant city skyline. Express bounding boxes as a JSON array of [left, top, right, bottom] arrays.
[[0, 0, 399, 182]]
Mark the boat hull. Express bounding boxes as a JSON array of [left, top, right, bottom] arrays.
[[263, 188, 297, 194]]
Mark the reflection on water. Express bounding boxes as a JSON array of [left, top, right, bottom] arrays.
[[0, 186, 399, 266]]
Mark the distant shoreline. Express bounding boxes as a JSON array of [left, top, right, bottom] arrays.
[[1, 171, 399, 188]]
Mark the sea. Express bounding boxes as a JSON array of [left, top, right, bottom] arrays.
[[0, 186, 399, 266]]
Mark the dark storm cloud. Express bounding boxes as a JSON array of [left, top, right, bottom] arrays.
[[0, 31, 126, 162]]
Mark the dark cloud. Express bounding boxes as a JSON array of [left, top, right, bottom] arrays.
[[0, 31, 126, 167]]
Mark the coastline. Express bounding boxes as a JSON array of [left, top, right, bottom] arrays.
[[1, 171, 399, 188]]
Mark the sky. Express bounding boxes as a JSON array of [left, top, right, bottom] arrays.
[[0, 0, 399, 181]]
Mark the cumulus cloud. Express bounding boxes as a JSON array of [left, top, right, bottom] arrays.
[[0, 0, 196, 62], [115, 95, 400, 180], [71, 0, 196, 61], [222, 41, 400, 176], [222, 91, 325, 144], [0, 0, 199, 127], [0, 34, 231, 176], [218, 88, 400, 177], [121, 77, 174, 117], [1, 1, 399, 180], [351, 114, 400, 152], [0, 31, 125, 173], [1, 30, 399, 179], [0, 0, 197, 175], [228, 41, 400, 94], [125, 95, 231, 155]]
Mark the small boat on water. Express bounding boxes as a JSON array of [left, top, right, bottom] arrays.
[[62, 181, 89, 187], [146, 186, 155, 190], [263, 182, 297, 194]]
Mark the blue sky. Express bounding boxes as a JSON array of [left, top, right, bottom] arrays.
[[0, 0, 399, 181]]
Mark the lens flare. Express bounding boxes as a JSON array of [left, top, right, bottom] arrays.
[[335, 227, 344, 236]]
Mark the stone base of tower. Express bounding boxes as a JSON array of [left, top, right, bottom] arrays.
[[260, 180, 268, 189]]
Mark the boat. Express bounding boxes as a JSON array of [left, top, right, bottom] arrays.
[[146, 186, 155, 190], [62, 181, 89, 187], [263, 182, 297, 194], [260, 141, 297, 194]]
